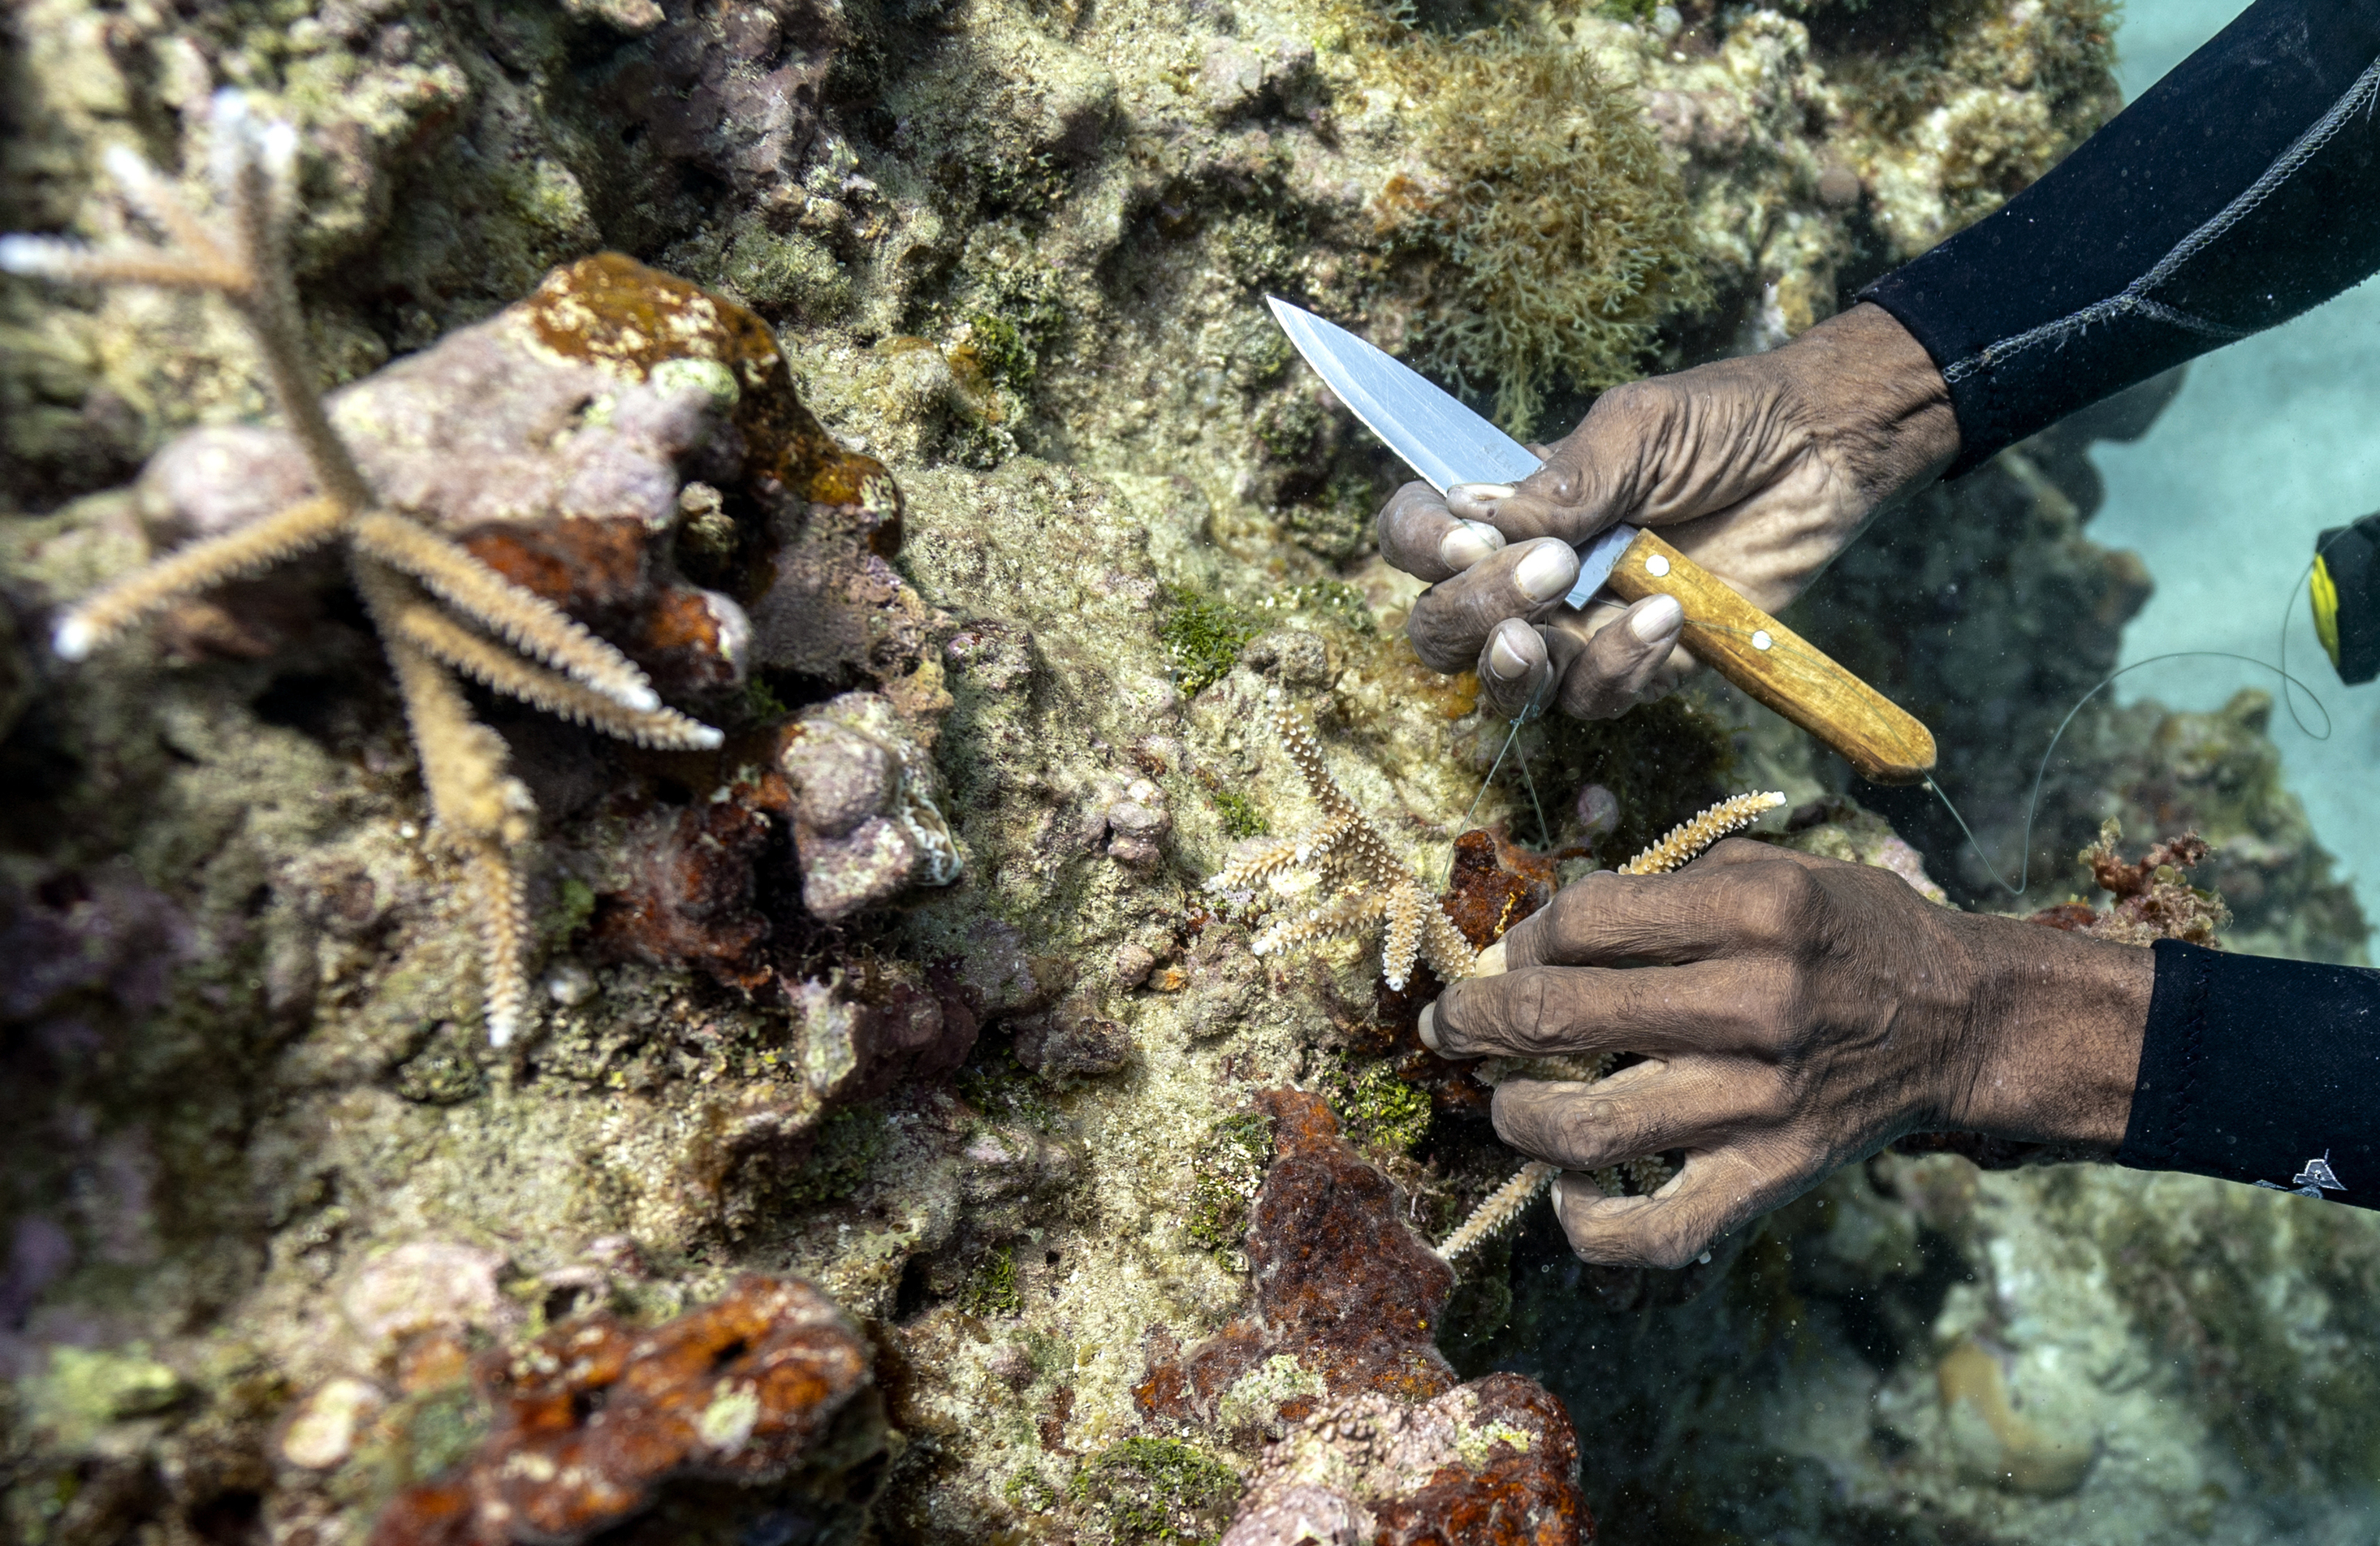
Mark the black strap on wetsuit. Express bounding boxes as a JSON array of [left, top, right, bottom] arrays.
[[1861, 0, 2380, 478], [1859, 0, 2380, 1208]]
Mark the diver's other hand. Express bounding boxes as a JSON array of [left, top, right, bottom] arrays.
[[1389, 302, 1959, 719], [1416, 840, 2153, 1270]]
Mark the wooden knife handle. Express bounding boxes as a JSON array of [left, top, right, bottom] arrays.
[[1601, 529, 1937, 785]]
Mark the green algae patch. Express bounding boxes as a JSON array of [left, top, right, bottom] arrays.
[[1069, 1436, 1242, 1543], [961, 1246, 1024, 1318], [1396, 31, 1711, 430], [784, 1105, 889, 1207], [1186, 1112, 1275, 1255], [1210, 786, 1269, 841], [1332, 1060, 1432, 1156], [1160, 586, 1256, 697]]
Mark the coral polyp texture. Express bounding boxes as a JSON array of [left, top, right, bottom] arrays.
[[1204, 700, 1474, 991], [1616, 788, 1789, 876], [1, 96, 718, 1046]]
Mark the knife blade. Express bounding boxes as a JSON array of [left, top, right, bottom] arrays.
[[1263, 296, 1937, 784]]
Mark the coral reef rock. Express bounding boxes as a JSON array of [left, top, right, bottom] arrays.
[[19, 1, 2371, 1544], [369, 1275, 883, 1546], [1223, 1373, 1587, 1546]]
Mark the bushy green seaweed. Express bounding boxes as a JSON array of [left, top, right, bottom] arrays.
[[1399, 31, 1712, 431], [1069, 1436, 1241, 1544], [1160, 585, 1256, 697], [1332, 1060, 1432, 1155]]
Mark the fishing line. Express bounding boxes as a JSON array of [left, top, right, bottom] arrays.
[[1467, 555, 2348, 901], [1934, 521, 2356, 896], [1924, 650, 2334, 898], [1665, 615, 2339, 898], [1452, 653, 1558, 884]]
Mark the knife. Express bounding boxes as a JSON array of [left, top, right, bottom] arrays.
[[1265, 296, 1937, 786]]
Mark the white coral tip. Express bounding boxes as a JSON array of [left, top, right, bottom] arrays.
[[99, 143, 150, 187], [259, 121, 299, 178], [685, 723, 725, 751], [621, 682, 661, 713], [52, 613, 95, 661], [0, 234, 67, 276], [1384, 973, 1406, 991], [486, 1011, 516, 1049]]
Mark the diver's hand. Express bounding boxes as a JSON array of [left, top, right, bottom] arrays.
[[1376, 303, 1959, 720], [1416, 840, 2153, 1269]]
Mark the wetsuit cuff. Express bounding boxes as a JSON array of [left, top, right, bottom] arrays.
[[2117, 939, 2380, 1207]]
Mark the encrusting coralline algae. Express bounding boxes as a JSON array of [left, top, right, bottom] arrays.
[[4, 0, 2378, 1542]]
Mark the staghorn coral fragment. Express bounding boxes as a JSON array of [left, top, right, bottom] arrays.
[[348, 511, 663, 713], [1206, 700, 1472, 991], [1616, 789, 1788, 875], [367, 1275, 883, 1546], [1437, 790, 1785, 1265], [1436, 1161, 1556, 1267], [44, 494, 347, 660], [3, 95, 719, 1046]]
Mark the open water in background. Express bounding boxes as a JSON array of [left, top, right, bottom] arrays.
[[2091, 0, 2380, 952]]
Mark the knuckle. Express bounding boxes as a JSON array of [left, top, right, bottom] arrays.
[[1734, 862, 1822, 947], [1407, 609, 1471, 672], [1558, 673, 1630, 723], [1523, 883, 1592, 961], [1505, 968, 1577, 1050]]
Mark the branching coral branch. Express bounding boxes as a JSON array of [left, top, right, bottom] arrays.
[[1436, 789, 1784, 1267], [1618, 791, 1787, 875], [47, 494, 348, 659], [1205, 697, 1474, 991], [3, 91, 724, 1047], [1436, 1161, 1554, 1263]]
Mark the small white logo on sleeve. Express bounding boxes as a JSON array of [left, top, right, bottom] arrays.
[[2256, 1151, 2347, 1199]]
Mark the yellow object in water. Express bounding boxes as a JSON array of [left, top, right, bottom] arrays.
[[2312, 553, 2343, 670], [1937, 1338, 2097, 1497]]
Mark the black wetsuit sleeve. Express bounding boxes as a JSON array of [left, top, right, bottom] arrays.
[[2117, 941, 2380, 1207], [1859, 0, 2380, 477]]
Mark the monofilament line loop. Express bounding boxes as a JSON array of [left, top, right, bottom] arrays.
[[1924, 650, 2334, 899]]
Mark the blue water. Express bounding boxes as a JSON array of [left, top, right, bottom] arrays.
[[2088, 0, 2380, 948]]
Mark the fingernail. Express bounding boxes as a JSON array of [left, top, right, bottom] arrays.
[[1448, 482, 1517, 503], [1628, 593, 1683, 643], [1474, 939, 1508, 976], [1417, 1003, 1441, 1052], [1487, 631, 1531, 681], [1514, 541, 1580, 604], [1439, 521, 1502, 570]]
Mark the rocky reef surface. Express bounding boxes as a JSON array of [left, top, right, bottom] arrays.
[[3, 0, 2375, 1543]]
